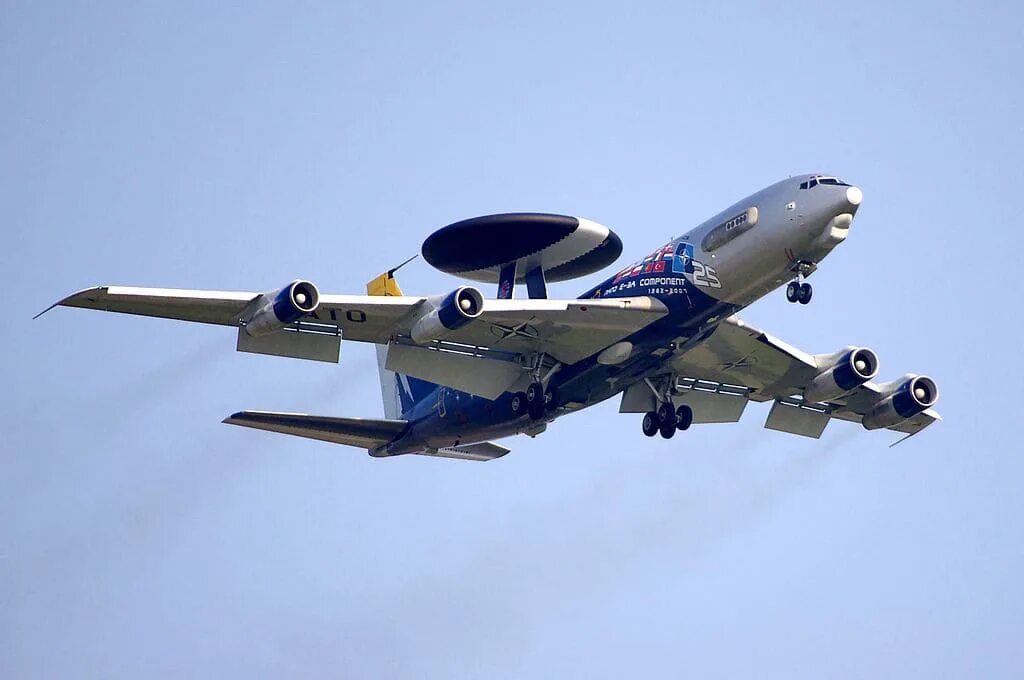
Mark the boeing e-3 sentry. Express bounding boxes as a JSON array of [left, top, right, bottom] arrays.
[[39, 175, 940, 461]]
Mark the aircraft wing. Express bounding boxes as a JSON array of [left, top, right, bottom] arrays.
[[44, 285, 668, 365], [41, 286, 421, 344], [419, 296, 669, 364], [625, 315, 940, 439], [668, 316, 822, 397]]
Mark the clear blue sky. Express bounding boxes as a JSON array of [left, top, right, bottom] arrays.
[[3, 2, 1022, 677]]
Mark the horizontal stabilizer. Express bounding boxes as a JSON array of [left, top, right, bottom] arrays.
[[223, 411, 407, 450], [421, 442, 511, 461]]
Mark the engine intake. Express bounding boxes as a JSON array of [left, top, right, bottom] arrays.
[[862, 375, 939, 430], [804, 347, 879, 403], [411, 286, 484, 344], [244, 280, 320, 336]]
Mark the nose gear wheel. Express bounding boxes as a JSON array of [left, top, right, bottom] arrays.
[[786, 261, 815, 305]]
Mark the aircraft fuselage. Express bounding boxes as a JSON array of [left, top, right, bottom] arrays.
[[383, 175, 863, 455]]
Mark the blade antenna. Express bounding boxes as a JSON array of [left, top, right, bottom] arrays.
[[388, 254, 419, 277]]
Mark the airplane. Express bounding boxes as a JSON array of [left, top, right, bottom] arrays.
[[37, 174, 940, 461]]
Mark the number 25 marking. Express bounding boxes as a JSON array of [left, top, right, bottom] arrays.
[[692, 261, 722, 288]]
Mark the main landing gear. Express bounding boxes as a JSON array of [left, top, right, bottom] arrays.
[[786, 260, 815, 305], [512, 381, 557, 420], [512, 354, 562, 421], [642, 403, 693, 439]]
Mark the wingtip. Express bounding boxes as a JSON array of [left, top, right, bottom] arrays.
[[33, 286, 108, 320], [32, 302, 60, 320]]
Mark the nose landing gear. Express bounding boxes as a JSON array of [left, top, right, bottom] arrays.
[[786, 260, 816, 305], [786, 281, 813, 304]]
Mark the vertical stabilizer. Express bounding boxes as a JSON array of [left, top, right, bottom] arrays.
[[367, 268, 405, 419], [375, 344, 403, 419], [366, 261, 439, 419]]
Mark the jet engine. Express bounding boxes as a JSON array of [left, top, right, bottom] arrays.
[[803, 347, 880, 404], [861, 375, 940, 430], [410, 286, 485, 344], [243, 280, 320, 336]]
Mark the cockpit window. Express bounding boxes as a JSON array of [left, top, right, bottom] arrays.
[[800, 175, 849, 189]]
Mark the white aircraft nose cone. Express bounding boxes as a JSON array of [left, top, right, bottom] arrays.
[[846, 186, 863, 207]]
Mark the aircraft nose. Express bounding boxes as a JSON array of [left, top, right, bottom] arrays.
[[845, 186, 863, 210]]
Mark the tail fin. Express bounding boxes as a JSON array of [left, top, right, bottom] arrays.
[[367, 262, 440, 419]]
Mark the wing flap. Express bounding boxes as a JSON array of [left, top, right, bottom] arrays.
[[674, 389, 749, 424], [764, 400, 831, 439], [236, 327, 341, 363], [384, 342, 522, 399]]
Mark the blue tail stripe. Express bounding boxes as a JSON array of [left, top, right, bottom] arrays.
[[395, 374, 439, 415]]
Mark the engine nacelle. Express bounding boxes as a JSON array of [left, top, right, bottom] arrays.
[[244, 280, 320, 336], [410, 286, 484, 344], [861, 375, 940, 430], [804, 347, 880, 404]]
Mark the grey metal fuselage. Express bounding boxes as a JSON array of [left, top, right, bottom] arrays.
[[384, 175, 862, 455]]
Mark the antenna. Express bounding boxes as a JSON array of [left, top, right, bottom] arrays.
[[388, 254, 419, 277]]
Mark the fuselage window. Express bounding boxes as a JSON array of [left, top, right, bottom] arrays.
[[702, 207, 759, 251]]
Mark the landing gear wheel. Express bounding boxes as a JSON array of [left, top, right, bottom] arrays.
[[526, 382, 545, 419], [675, 405, 693, 431], [642, 411, 659, 437], [659, 420, 676, 439], [544, 387, 559, 413], [786, 281, 800, 303], [797, 282, 813, 305], [510, 392, 527, 417], [657, 402, 677, 428]]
